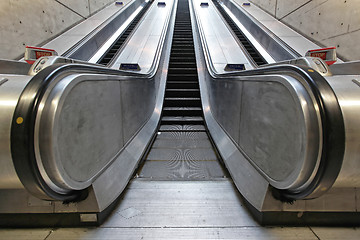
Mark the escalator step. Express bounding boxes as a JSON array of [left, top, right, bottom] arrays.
[[161, 116, 204, 125], [165, 89, 200, 97], [164, 98, 202, 107], [159, 124, 206, 132], [163, 107, 202, 116], [168, 68, 197, 74], [169, 62, 196, 68], [167, 75, 198, 81]]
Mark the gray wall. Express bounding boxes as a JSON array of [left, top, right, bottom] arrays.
[[249, 0, 360, 61], [0, 0, 116, 60]]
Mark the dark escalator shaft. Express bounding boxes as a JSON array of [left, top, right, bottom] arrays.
[[212, 0, 267, 66], [138, 0, 227, 180], [162, 6, 203, 126], [97, 2, 152, 65]]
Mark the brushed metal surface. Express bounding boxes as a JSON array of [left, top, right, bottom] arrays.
[[0, 59, 30, 75], [205, 73, 322, 191], [34, 72, 156, 191], [111, 0, 175, 74], [330, 60, 360, 75], [55, 0, 142, 59], [220, 0, 300, 61], [146, 148, 217, 161], [140, 130, 227, 180], [43, 227, 319, 240], [0, 75, 32, 189], [191, 0, 326, 206], [325, 75, 360, 188], [102, 180, 259, 228], [139, 160, 227, 179], [159, 124, 206, 131], [193, 0, 255, 73], [77, 0, 177, 211], [152, 138, 213, 148]]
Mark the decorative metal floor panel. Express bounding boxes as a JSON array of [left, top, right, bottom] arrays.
[[152, 138, 213, 148], [156, 131, 209, 140], [139, 160, 227, 179], [146, 148, 217, 161], [139, 131, 227, 180], [159, 124, 206, 131]]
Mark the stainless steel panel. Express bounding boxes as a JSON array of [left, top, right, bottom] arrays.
[[121, 78, 156, 144], [330, 60, 360, 75], [111, 0, 174, 74], [208, 79, 242, 143], [193, 1, 254, 73], [0, 189, 53, 213], [33, 73, 156, 192], [0, 75, 32, 189], [205, 73, 322, 191], [191, 0, 323, 204], [37, 78, 123, 188], [0, 59, 30, 75], [325, 75, 360, 188], [63, 0, 145, 60], [239, 80, 305, 183], [220, 0, 300, 61]]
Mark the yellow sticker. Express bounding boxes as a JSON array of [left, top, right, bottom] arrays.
[[16, 117, 23, 124], [308, 69, 315, 72]]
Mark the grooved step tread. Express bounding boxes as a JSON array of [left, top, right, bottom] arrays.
[[163, 107, 202, 111], [165, 97, 201, 101], [159, 124, 206, 131]]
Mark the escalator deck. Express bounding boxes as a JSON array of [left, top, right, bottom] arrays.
[[138, 0, 228, 180]]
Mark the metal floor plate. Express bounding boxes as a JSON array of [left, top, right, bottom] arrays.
[[1, 180, 359, 239], [159, 124, 206, 131], [139, 160, 227, 179], [139, 131, 227, 180]]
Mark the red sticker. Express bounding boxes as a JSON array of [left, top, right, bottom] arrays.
[[35, 51, 53, 59], [310, 52, 327, 60]]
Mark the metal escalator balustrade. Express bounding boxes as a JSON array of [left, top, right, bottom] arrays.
[[211, 0, 267, 66], [98, 1, 152, 65], [138, 0, 228, 180]]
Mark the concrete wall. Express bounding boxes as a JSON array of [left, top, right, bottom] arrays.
[[0, 0, 116, 60], [249, 0, 360, 61]]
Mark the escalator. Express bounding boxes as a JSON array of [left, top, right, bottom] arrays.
[[138, 0, 227, 179], [0, 0, 359, 228]]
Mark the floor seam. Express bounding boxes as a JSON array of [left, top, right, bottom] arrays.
[[98, 226, 262, 229], [43, 228, 56, 240], [309, 226, 321, 240]]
